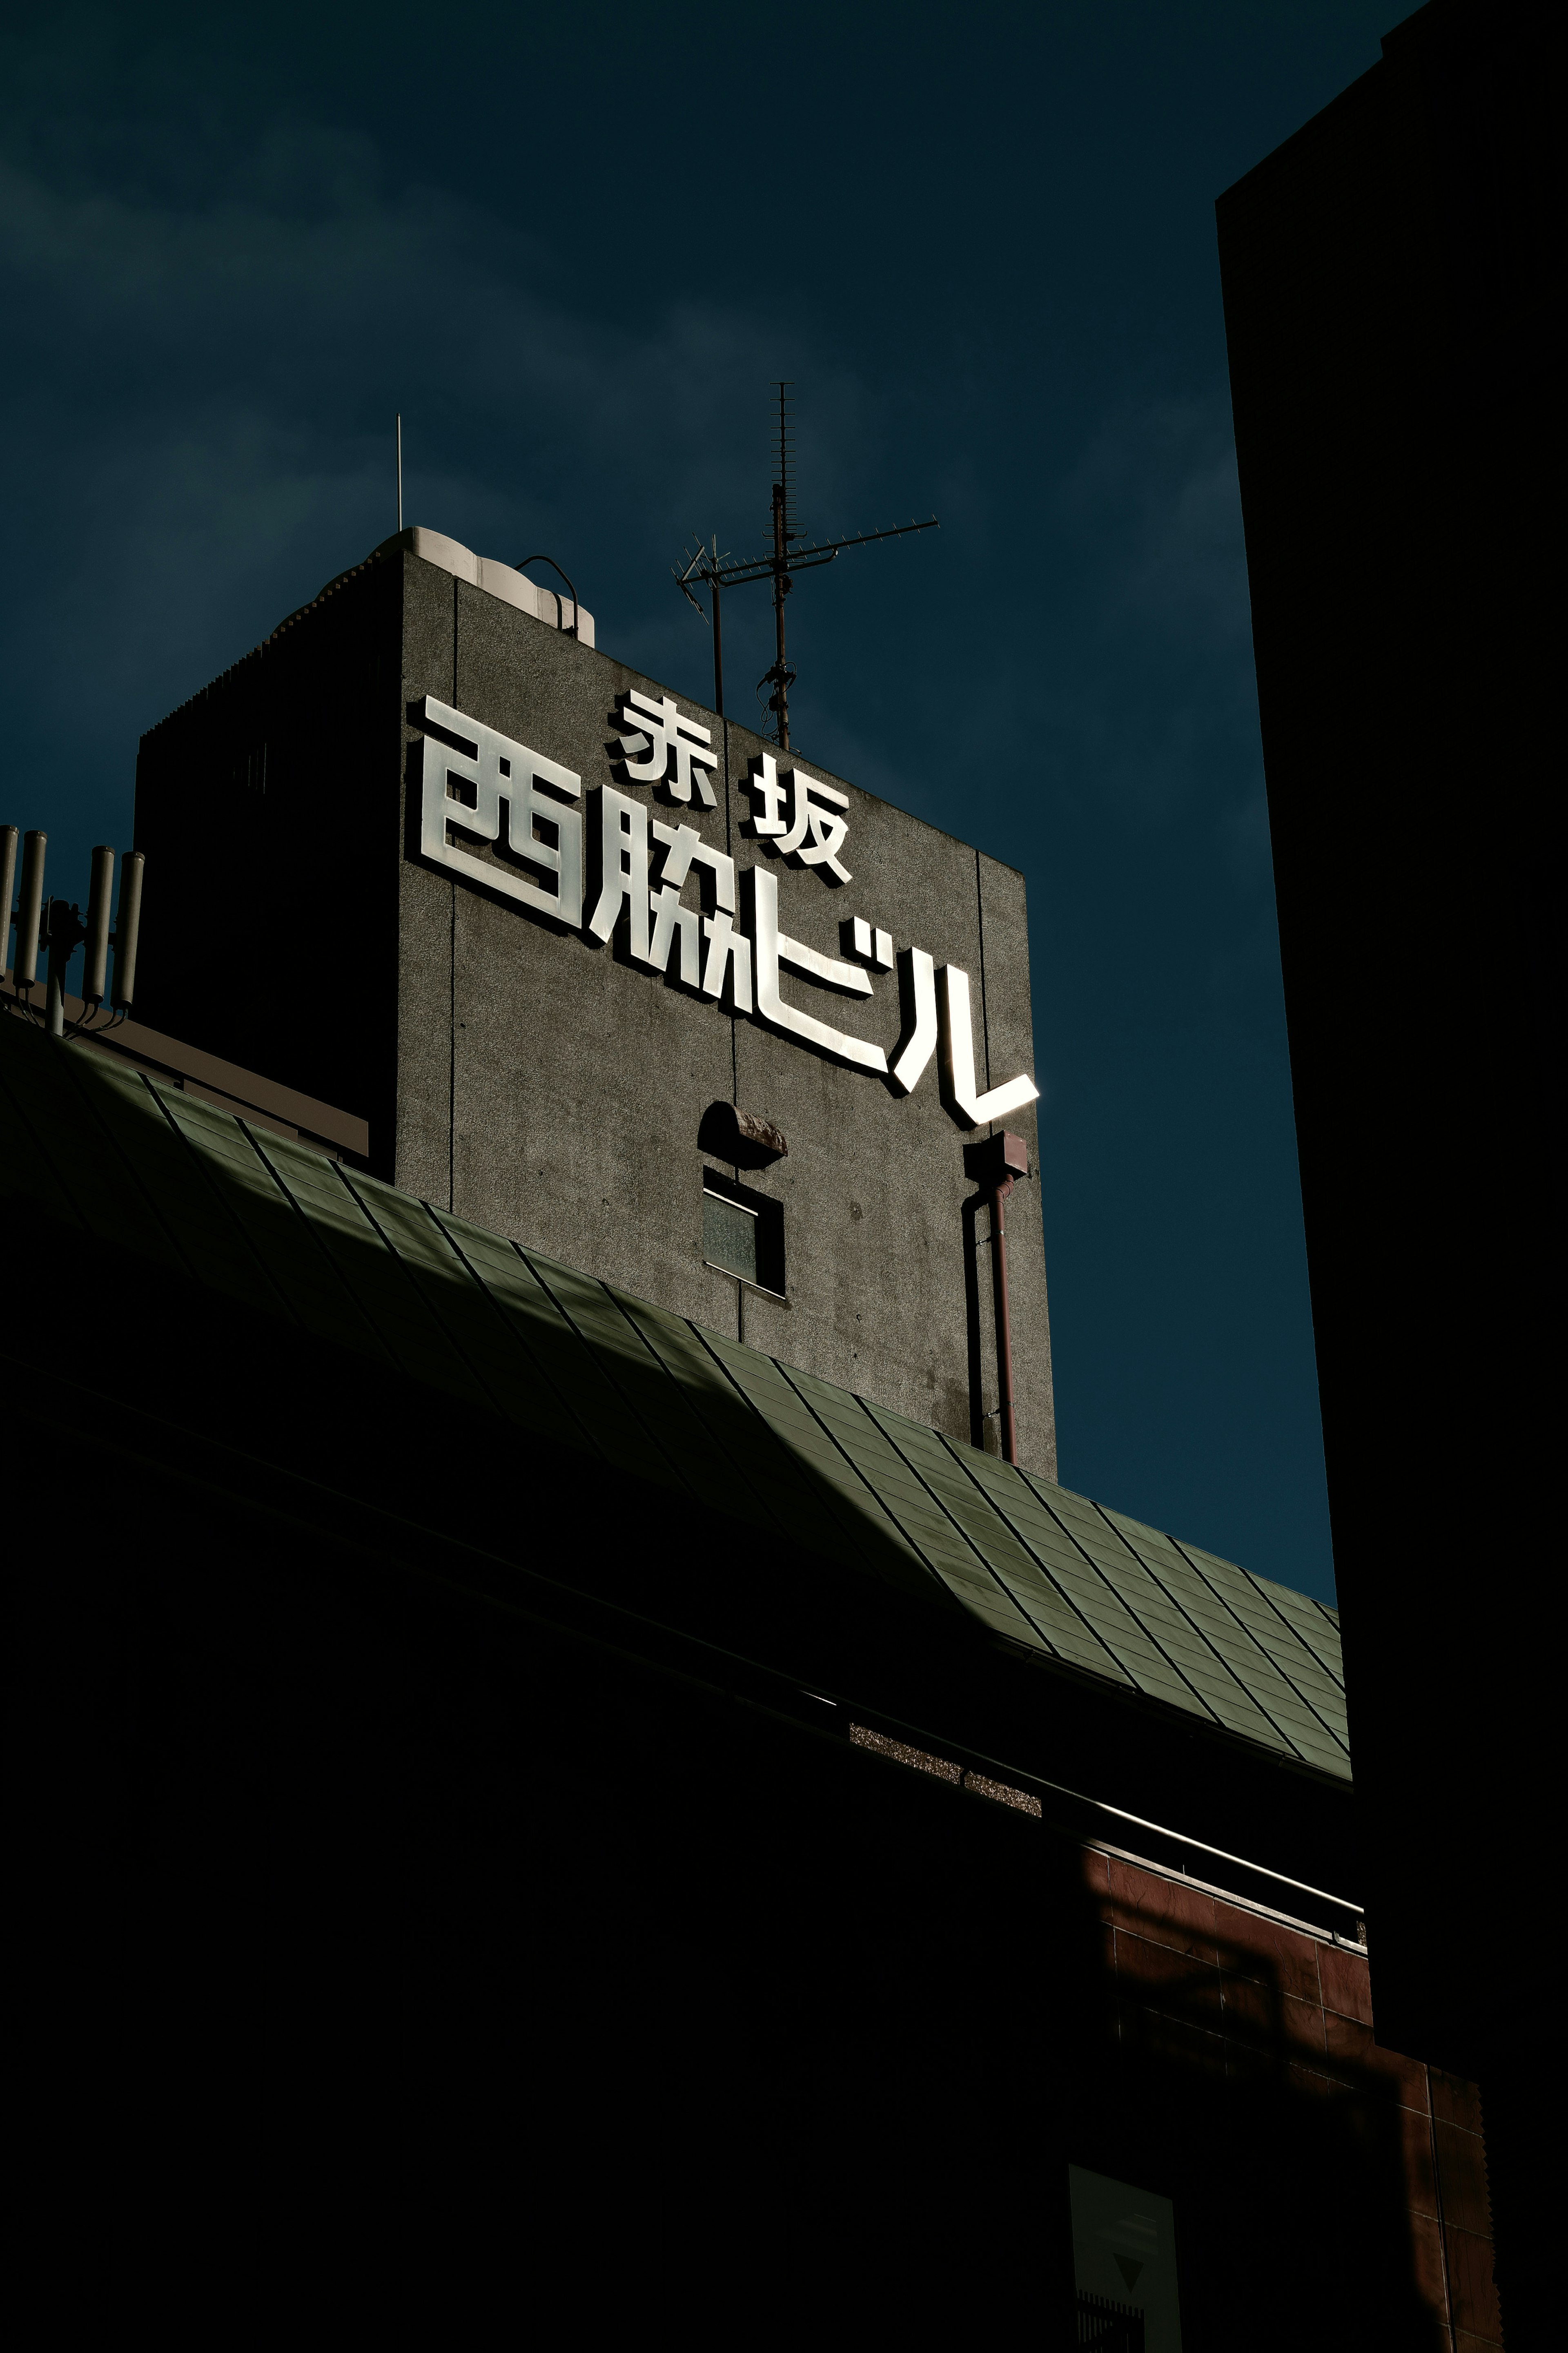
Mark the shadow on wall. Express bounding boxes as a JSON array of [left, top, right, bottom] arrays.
[[1083, 1856, 1497, 2349]]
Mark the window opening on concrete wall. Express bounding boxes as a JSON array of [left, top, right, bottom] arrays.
[[702, 1174, 785, 1298]]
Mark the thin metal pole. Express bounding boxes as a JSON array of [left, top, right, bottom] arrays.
[[396, 413, 403, 532], [42, 897, 70, 1037], [990, 1173, 1018, 1465], [14, 830, 45, 990], [771, 481, 789, 750], [711, 571, 724, 716], [0, 825, 17, 982]]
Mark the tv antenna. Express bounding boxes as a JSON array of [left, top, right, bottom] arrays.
[[673, 382, 937, 749]]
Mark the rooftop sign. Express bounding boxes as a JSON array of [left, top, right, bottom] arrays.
[[416, 690, 1038, 1128]]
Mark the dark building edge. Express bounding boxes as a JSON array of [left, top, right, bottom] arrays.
[[1217, 2, 1559, 2340]]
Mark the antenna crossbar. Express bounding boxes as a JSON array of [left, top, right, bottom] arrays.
[[691, 515, 938, 593], [671, 383, 938, 747]]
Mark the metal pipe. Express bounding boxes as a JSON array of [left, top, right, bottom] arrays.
[[14, 830, 45, 990], [514, 553, 580, 640], [46, 911, 67, 1037], [711, 567, 724, 717], [989, 1171, 1018, 1465], [0, 825, 17, 979], [83, 845, 114, 1006], [112, 850, 145, 1010], [771, 481, 790, 749], [42, 894, 87, 1038], [396, 412, 403, 532]]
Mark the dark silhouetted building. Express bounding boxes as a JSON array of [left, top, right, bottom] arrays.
[[1218, 1, 1556, 2341]]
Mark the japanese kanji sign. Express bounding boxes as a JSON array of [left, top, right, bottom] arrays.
[[417, 690, 1036, 1126]]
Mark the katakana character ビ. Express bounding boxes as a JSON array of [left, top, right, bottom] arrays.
[[747, 867, 884, 1074]]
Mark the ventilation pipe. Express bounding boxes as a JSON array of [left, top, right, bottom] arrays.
[[13, 830, 46, 989]]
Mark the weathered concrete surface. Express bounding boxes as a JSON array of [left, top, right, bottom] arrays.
[[136, 543, 1057, 1476], [404, 555, 1056, 1476]]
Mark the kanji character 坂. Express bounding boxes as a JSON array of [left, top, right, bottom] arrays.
[[745, 754, 853, 885]]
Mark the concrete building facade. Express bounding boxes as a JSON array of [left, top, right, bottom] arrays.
[[133, 527, 1056, 1475]]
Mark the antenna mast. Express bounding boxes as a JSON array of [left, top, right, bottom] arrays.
[[674, 382, 938, 749], [766, 383, 798, 748]]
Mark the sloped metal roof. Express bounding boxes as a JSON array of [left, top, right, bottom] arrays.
[[0, 1016, 1348, 1780]]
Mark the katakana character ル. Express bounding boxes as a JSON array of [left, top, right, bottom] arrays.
[[940, 965, 1040, 1125]]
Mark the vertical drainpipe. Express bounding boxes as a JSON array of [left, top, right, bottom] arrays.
[[968, 1129, 1031, 1466], [990, 1164, 1018, 1465]]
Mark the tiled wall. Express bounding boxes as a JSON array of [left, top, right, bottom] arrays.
[[1086, 1848, 1502, 2350]]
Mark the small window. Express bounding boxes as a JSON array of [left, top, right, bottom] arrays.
[[703, 1175, 785, 1298], [704, 1189, 757, 1285]]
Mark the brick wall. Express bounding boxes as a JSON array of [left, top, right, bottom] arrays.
[[1089, 1847, 1501, 2348]]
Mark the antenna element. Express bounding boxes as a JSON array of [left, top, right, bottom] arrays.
[[673, 383, 938, 748]]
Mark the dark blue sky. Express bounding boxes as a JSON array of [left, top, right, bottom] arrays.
[[0, 2, 1401, 1603]]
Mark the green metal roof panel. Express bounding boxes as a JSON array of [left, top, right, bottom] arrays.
[[610, 1294, 869, 1579], [0, 1019, 1350, 1778], [570, 1278, 788, 1533], [519, 1245, 744, 1512], [1254, 1571, 1350, 1690], [693, 1329, 938, 1604], [183, 1114, 400, 1363], [1, 1031, 189, 1276], [1055, 1502, 1261, 1720], [935, 1441, 1137, 1685], [779, 1363, 1019, 1625], [246, 1129, 468, 1389], [1098, 1503, 1348, 1769], [71, 1061, 283, 1318], [146, 1082, 355, 1331], [341, 1172, 581, 1436], [1022, 1479, 1224, 1726], [1184, 1532, 1348, 1706], [861, 1401, 1059, 1657], [1167, 1534, 1351, 1759], [429, 1210, 676, 1488], [0, 1055, 73, 1209]]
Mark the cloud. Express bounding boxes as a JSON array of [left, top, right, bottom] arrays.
[[1016, 393, 1265, 853], [1064, 394, 1253, 650], [0, 120, 871, 839]]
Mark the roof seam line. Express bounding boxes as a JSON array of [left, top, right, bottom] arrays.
[[1024, 1475, 1224, 1728], [1094, 1501, 1310, 1762], [937, 1433, 1135, 1680], [1169, 1532, 1350, 1755]]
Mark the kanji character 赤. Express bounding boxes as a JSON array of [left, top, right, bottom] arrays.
[[614, 689, 719, 808]]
